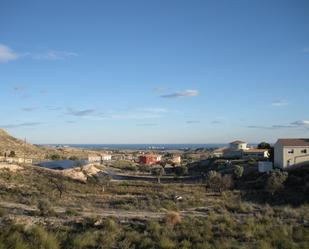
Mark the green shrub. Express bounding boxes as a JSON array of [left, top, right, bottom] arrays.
[[37, 199, 55, 217], [27, 226, 59, 249], [65, 208, 79, 216], [266, 170, 288, 195], [233, 165, 244, 179]]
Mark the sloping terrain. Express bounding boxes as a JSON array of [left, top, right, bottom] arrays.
[[0, 129, 47, 159], [0, 128, 95, 160]]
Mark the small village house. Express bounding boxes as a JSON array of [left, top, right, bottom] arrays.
[[88, 153, 112, 163], [170, 155, 181, 165], [5, 157, 33, 164], [88, 155, 102, 163], [138, 154, 162, 165], [223, 140, 248, 158], [274, 138, 309, 168], [212, 147, 226, 158]]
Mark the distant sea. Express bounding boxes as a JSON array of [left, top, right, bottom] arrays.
[[44, 144, 229, 150]]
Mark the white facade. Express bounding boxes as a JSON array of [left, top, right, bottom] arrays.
[[223, 140, 248, 158], [102, 154, 112, 161], [229, 140, 248, 151], [5, 157, 33, 164], [274, 139, 309, 169], [88, 155, 102, 163]]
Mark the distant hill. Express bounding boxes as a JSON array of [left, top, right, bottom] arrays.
[[0, 129, 92, 160], [0, 129, 46, 158]]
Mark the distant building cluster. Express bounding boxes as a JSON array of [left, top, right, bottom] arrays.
[[138, 154, 162, 165], [211, 138, 309, 171], [88, 153, 112, 163], [0, 155, 33, 164], [212, 140, 269, 160], [138, 154, 181, 165]]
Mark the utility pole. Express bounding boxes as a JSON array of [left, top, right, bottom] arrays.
[[23, 137, 26, 164]]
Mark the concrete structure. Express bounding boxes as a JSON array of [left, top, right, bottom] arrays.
[[223, 140, 248, 158], [242, 149, 269, 160], [101, 154, 112, 161], [229, 140, 248, 150], [138, 154, 162, 165], [88, 155, 102, 163], [212, 147, 226, 158], [88, 154, 112, 163], [258, 161, 273, 173], [5, 157, 33, 164], [274, 138, 309, 169], [170, 155, 181, 165]]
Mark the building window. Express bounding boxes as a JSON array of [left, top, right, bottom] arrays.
[[301, 149, 307, 154], [287, 149, 294, 154]]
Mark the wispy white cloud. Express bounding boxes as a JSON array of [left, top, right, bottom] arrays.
[[1, 122, 42, 129], [65, 108, 99, 117], [63, 107, 168, 120], [13, 85, 24, 92], [0, 44, 19, 62], [32, 50, 78, 60], [0, 44, 78, 62], [21, 107, 37, 112], [46, 106, 62, 111], [272, 99, 288, 107], [186, 120, 200, 124], [137, 123, 158, 126], [154, 86, 168, 92], [291, 120, 309, 126], [248, 120, 309, 130], [161, 89, 199, 98], [303, 47, 309, 53]]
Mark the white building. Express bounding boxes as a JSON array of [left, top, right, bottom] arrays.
[[102, 154, 112, 161], [88, 154, 112, 163], [223, 140, 248, 158], [274, 139, 309, 169], [242, 149, 269, 160], [170, 155, 181, 165], [229, 140, 248, 150], [88, 155, 102, 163], [5, 157, 33, 164]]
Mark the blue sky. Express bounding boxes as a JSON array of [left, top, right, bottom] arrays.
[[0, 0, 308, 144]]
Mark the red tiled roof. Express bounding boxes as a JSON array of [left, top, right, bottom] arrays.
[[243, 149, 268, 153], [230, 140, 246, 144], [277, 138, 309, 147]]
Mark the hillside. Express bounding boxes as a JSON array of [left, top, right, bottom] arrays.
[[0, 129, 46, 158], [0, 129, 93, 160]]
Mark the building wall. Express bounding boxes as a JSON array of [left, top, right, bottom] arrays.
[[274, 142, 284, 168], [242, 151, 269, 160], [282, 146, 309, 168], [223, 149, 242, 158], [88, 156, 102, 162], [102, 155, 112, 161], [139, 155, 161, 165], [274, 142, 309, 168], [230, 143, 247, 151]]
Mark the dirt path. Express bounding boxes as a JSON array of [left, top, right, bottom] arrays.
[[0, 201, 209, 222]]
